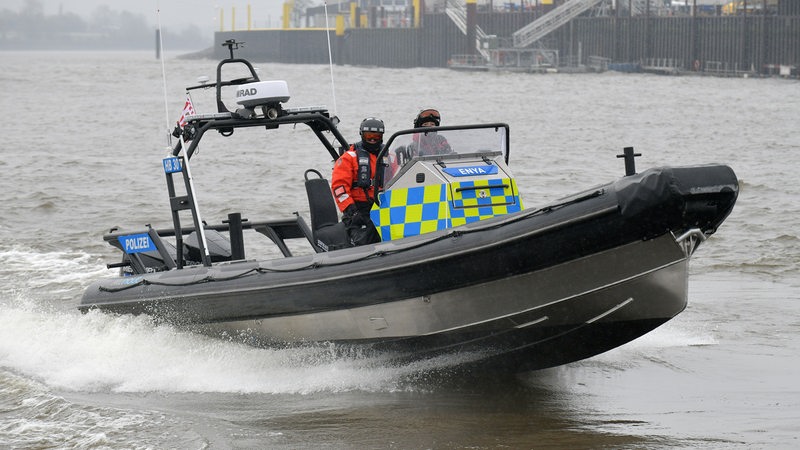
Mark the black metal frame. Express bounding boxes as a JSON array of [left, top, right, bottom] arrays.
[[148, 41, 350, 270]]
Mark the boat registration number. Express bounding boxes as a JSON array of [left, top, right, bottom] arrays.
[[162, 157, 183, 173], [442, 165, 498, 177]]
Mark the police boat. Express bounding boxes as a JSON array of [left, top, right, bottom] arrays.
[[80, 42, 739, 372]]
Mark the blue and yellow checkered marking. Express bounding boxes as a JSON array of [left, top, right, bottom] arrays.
[[449, 178, 522, 227], [372, 178, 524, 241], [372, 184, 449, 241]]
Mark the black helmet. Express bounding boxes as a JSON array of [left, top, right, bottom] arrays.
[[360, 117, 385, 135], [414, 108, 440, 128], [359, 117, 384, 154]]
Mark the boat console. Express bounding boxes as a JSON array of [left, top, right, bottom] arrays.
[[371, 124, 523, 241]]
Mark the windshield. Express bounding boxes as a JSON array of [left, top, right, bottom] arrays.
[[383, 123, 508, 163], [378, 123, 510, 186]]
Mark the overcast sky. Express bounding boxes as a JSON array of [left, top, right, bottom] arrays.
[[3, 0, 290, 32]]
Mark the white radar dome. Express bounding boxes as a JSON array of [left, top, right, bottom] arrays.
[[235, 81, 290, 108]]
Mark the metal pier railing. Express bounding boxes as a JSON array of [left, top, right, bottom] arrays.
[[444, 0, 490, 61], [512, 0, 604, 48]]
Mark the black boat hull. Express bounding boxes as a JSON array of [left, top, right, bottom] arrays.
[[197, 232, 689, 372]]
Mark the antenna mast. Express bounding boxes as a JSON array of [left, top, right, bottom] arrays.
[[323, 2, 338, 116]]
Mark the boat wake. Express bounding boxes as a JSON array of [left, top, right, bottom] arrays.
[[1, 288, 718, 397], [0, 368, 172, 449], [0, 244, 110, 299], [0, 295, 484, 395], [0, 246, 487, 394]]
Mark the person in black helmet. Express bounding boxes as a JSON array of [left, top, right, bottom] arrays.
[[330, 117, 384, 246], [408, 108, 452, 157]]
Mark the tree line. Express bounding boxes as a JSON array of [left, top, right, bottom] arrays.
[[0, 1, 211, 51]]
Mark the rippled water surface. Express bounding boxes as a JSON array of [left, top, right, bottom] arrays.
[[1, 51, 799, 448]]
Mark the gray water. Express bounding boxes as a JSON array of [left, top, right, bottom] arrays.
[[1, 51, 799, 449]]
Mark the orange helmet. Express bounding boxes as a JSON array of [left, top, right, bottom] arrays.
[[414, 109, 440, 128]]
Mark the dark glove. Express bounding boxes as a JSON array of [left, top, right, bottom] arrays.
[[343, 204, 367, 228], [395, 145, 409, 165]]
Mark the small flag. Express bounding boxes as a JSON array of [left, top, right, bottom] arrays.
[[177, 95, 195, 128]]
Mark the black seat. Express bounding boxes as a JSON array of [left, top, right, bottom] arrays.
[[184, 229, 232, 263], [304, 169, 349, 252]]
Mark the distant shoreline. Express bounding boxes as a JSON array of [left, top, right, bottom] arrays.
[[0, 43, 211, 54]]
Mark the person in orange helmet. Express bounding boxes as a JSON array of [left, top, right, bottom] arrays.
[[408, 108, 452, 157]]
